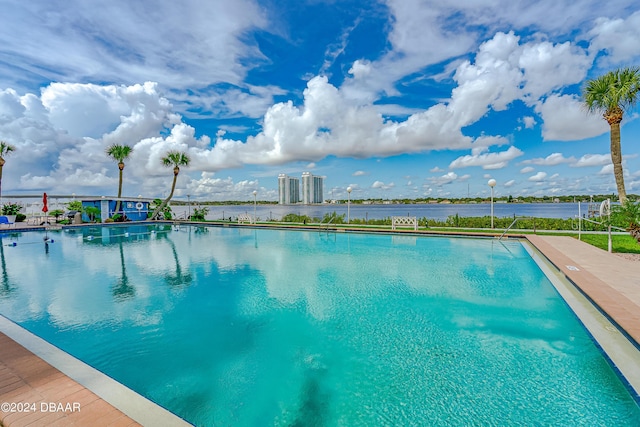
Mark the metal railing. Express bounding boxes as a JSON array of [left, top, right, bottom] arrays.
[[173, 211, 188, 221], [498, 217, 533, 240], [320, 213, 337, 230]]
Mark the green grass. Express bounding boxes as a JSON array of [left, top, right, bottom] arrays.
[[578, 233, 640, 253]]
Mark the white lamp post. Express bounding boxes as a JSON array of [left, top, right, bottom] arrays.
[[187, 194, 191, 219], [253, 190, 257, 224], [346, 186, 352, 224], [488, 179, 496, 229]]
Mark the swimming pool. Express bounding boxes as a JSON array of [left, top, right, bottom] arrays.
[[0, 224, 639, 425]]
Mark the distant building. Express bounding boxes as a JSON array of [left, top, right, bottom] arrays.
[[301, 172, 324, 204], [278, 174, 300, 204]]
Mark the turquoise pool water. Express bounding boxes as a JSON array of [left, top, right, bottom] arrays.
[[0, 225, 638, 426]]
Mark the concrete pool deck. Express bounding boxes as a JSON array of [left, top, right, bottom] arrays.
[[0, 332, 142, 427], [0, 227, 638, 426], [525, 234, 640, 346]]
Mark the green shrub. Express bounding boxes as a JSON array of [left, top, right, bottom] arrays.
[[149, 198, 172, 220], [84, 206, 101, 222], [49, 209, 64, 221], [1, 203, 22, 215], [66, 200, 82, 211], [282, 213, 313, 223], [15, 213, 26, 222], [191, 206, 209, 221]]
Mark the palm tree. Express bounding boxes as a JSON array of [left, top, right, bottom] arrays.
[[0, 141, 16, 202], [105, 143, 133, 216], [150, 150, 190, 219], [583, 67, 640, 204]]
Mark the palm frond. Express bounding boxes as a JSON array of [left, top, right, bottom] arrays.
[[161, 150, 191, 168], [583, 67, 640, 114], [0, 141, 16, 157], [106, 144, 133, 162]]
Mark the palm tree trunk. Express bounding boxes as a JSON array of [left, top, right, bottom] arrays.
[[150, 173, 178, 220], [115, 167, 124, 215], [0, 164, 3, 202], [610, 122, 627, 204]]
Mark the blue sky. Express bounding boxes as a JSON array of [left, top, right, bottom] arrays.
[[1, 0, 639, 202]]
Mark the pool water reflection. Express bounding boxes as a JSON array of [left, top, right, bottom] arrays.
[[0, 225, 638, 426]]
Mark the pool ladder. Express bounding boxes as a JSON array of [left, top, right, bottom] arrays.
[[320, 214, 337, 232], [498, 217, 533, 240]]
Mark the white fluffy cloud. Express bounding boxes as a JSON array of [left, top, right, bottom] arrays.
[[203, 75, 511, 169], [598, 164, 614, 175], [522, 116, 537, 129], [186, 173, 267, 200], [0, 82, 206, 196], [518, 39, 591, 101], [522, 152, 576, 166], [588, 10, 640, 66], [534, 95, 609, 141], [0, 77, 499, 196], [571, 154, 611, 167], [0, 1, 267, 90], [341, 0, 617, 106], [371, 180, 395, 190], [429, 172, 458, 187], [446, 30, 591, 124], [449, 146, 523, 170], [528, 172, 547, 182]]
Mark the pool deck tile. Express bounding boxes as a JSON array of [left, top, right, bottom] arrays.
[[0, 332, 141, 427], [525, 235, 640, 346]]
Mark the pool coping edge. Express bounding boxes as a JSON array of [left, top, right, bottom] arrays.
[[0, 315, 192, 426], [522, 238, 640, 400]]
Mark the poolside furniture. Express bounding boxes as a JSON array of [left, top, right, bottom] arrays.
[[0, 215, 14, 228], [238, 214, 254, 224], [26, 214, 49, 225], [392, 216, 418, 231]]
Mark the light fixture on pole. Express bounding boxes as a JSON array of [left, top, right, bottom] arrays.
[[253, 190, 258, 224], [187, 194, 191, 219], [346, 186, 352, 224], [488, 179, 496, 229]]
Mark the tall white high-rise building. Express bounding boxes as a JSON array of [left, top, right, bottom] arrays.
[[301, 172, 324, 204], [278, 174, 300, 204]]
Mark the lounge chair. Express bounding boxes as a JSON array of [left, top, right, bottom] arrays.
[[0, 216, 14, 228]]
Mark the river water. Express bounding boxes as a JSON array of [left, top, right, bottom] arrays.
[[172, 202, 595, 222]]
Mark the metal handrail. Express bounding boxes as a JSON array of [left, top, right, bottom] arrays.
[[320, 214, 337, 230], [498, 217, 533, 240], [580, 216, 627, 232], [172, 211, 187, 221]]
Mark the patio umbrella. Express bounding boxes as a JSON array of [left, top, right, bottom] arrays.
[[42, 192, 48, 214]]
